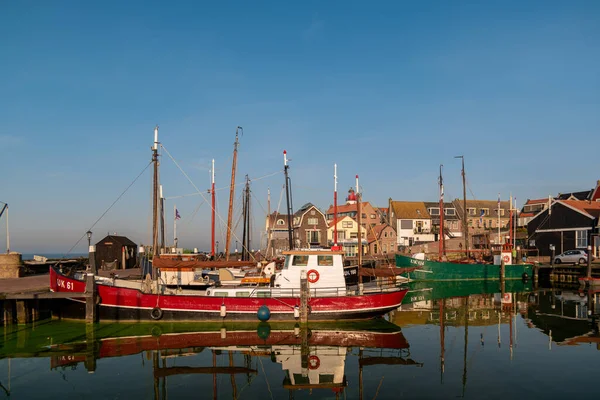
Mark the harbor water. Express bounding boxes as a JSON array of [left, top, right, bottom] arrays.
[[1, 284, 599, 399]]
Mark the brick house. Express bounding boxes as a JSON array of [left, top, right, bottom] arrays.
[[368, 224, 396, 255]]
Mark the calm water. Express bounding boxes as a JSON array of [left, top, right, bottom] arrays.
[[1, 284, 599, 399]]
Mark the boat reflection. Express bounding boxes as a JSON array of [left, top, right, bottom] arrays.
[[1, 320, 422, 398]]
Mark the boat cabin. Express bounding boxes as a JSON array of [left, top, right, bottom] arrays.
[[206, 250, 347, 298]]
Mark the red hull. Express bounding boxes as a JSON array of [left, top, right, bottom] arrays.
[[50, 267, 407, 321]]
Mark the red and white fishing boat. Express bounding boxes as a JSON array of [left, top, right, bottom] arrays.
[[49, 126, 407, 322], [50, 249, 407, 321]]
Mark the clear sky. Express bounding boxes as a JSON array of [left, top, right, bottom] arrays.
[[1, 0, 599, 254]]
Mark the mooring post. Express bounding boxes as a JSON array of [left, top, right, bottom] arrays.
[[89, 244, 97, 274], [16, 301, 27, 324], [587, 245, 592, 280], [300, 270, 309, 325], [84, 322, 97, 373], [85, 272, 97, 323], [300, 325, 309, 377], [500, 259, 506, 296], [3, 301, 14, 326]]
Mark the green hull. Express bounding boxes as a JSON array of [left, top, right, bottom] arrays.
[[396, 254, 533, 281], [402, 279, 534, 305]]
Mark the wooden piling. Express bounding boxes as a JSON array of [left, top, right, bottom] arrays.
[[85, 272, 97, 323], [300, 271, 308, 324]]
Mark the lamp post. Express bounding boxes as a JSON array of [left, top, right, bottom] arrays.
[[86, 230, 93, 247]]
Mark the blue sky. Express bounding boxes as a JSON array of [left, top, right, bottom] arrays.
[[1, 1, 599, 253]]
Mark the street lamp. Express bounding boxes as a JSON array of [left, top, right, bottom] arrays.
[[86, 230, 93, 247]]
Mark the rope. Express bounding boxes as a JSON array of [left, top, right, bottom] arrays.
[[56, 161, 152, 264]]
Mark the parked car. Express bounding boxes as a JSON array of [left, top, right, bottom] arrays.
[[554, 249, 594, 265]]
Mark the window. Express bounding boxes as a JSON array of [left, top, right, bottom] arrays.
[[318, 255, 333, 266], [429, 208, 440, 216], [495, 209, 505, 216], [342, 221, 353, 228], [400, 220, 413, 229], [350, 232, 358, 239], [576, 230, 588, 248], [383, 244, 387, 253], [310, 210, 315, 215], [374, 244, 378, 253], [306, 230, 320, 244], [384, 232, 388, 238], [337, 231, 346, 240], [362, 213, 367, 219], [277, 219, 285, 225], [481, 208, 489, 216], [444, 208, 455, 216], [370, 214, 376, 219], [235, 292, 250, 297], [307, 217, 318, 225], [468, 208, 476, 216], [292, 255, 309, 266]]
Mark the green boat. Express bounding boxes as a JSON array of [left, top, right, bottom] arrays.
[[395, 253, 533, 281]]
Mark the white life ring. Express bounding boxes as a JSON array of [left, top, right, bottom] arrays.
[[502, 255, 510, 263]]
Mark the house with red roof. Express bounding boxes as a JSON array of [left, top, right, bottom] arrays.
[[527, 199, 600, 258], [518, 198, 550, 227]]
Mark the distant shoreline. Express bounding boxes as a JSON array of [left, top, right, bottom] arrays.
[[19, 253, 87, 260]]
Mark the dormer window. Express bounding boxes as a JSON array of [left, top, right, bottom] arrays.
[[277, 219, 285, 225], [444, 208, 455, 216], [429, 208, 440, 216]]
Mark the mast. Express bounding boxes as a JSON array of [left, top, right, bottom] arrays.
[[455, 155, 468, 257], [211, 158, 216, 258], [241, 175, 251, 261], [439, 164, 445, 260], [283, 150, 294, 250], [462, 296, 469, 397], [225, 127, 242, 260], [152, 126, 160, 258], [266, 188, 272, 257], [0, 202, 8, 253], [333, 164, 338, 247], [440, 298, 445, 384], [173, 204, 178, 249], [356, 175, 363, 281], [160, 185, 165, 253], [497, 193, 501, 248], [509, 194, 513, 249]]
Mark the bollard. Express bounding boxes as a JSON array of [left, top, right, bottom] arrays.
[[85, 273, 97, 323], [587, 245, 593, 279], [300, 270, 309, 324], [89, 245, 97, 274]]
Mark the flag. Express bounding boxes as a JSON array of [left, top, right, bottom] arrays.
[[175, 209, 181, 220], [498, 193, 501, 210], [479, 209, 485, 224]]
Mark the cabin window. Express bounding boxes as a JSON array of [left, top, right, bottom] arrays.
[[235, 292, 250, 297], [292, 255, 309, 266], [576, 230, 588, 248], [283, 256, 292, 270], [256, 291, 271, 298], [318, 255, 333, 266], [307, 217, 319, 225], [213, 292, 229, 297]]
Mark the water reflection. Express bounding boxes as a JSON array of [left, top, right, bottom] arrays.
[[2, 284, 600, 399], [0, 320, 421, 399]]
